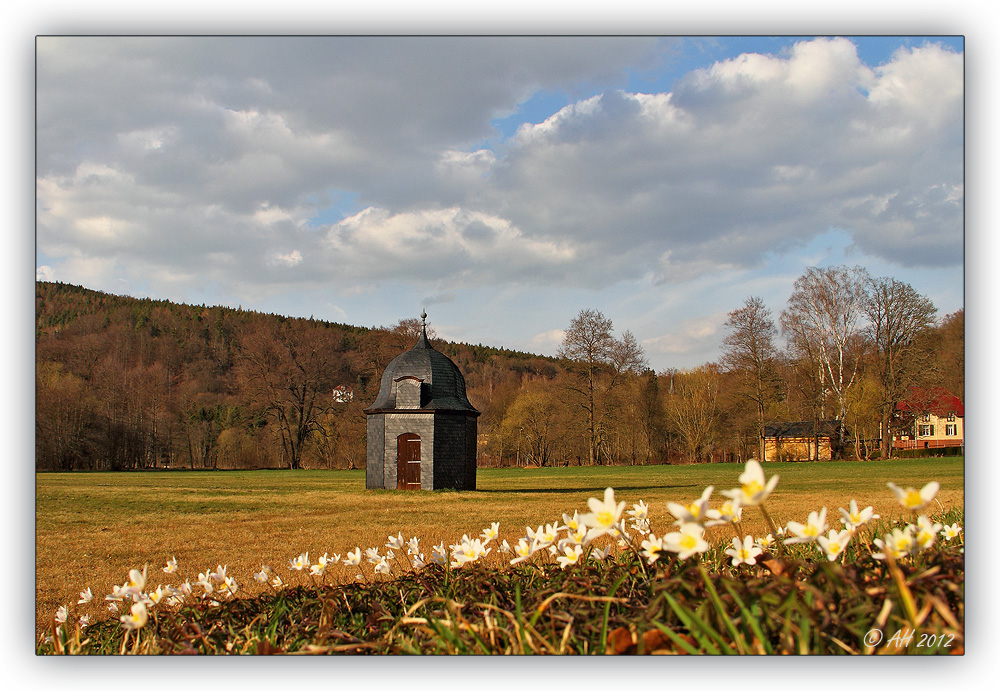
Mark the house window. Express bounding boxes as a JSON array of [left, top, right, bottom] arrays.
[[947, 412, 956, 422], [918, 424, 934, 437], [946, 424, 957, 436], [920, 413, 931, 422]]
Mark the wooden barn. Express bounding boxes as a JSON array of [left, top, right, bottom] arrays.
[[363, 313, 480, 490], [763, 420, 845, 462]]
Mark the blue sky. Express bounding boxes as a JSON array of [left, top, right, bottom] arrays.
[[35, 35, 964, 370]]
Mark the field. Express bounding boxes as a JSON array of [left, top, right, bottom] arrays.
[[36, 457, 963, 644]]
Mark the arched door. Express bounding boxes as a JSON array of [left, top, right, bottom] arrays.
[[396, 433, 421, 490]]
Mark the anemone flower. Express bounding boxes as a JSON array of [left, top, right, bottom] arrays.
[[726, 535, 763, 566], [667, 486, 714, 526], [839, 500, 878, 531], [556, 544, 583, 569], [887, 481, 940, 512], [162, 556, 178, 574], [784, 508, 828, 545], [817, 528, 852, 562], [580, 487, 626, 537], [120, 602, 148, 630], [77, 588, 93, 605], [722, 460, 779, 507], [662, 523, 710, 560], [640, 534, 665, 565]]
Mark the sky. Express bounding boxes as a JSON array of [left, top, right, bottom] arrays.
[[35, 34, 965, 371]]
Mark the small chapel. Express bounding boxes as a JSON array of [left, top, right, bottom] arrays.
[[363, 312, 480, 490]]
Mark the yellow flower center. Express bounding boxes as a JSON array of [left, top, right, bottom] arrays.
[[688, 503, 702, 517], [597, 511, 614, 526], [680, 535, 697, 550], [805, 525, 819, 537], [829, 542, 842, 554], [743, 480, 763, 498], [903, 490, 922, 508]]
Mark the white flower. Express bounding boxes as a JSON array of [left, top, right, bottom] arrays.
[[289, 553, 310, 571], [365, 547, 382, 565], [120, 602, 148, 630], [406, 537, 421, 556], [721, 460, 778, 506], [210, 564, 228, 583], [580, 487, 626, 537], [123, 567, 147, 597], [755, 534, 775, 551], [162, 556, 178, 574], [817, 529, 852, 561], [77, 587, 93, 605], [342, 548, 362, 567], [725, 535, 763, 566], [271, 575, 285, 588], [510, 538, 534, 565], [556, 544, 583, 569], [839, 500, 878, 531], [560, 511, 582, 533], [430, 543, 448, 566], [627, 500, 649, 522], [55, 605, 68, 624], [386, 532, 405, 552], [411, 553, 426, 570], [480, 522, 501, 544], [887, 481, 940, 512], [662, 523, 710, 560], [79, 614, 91, 629], [873, 526, 916, 561], [499, 539, 512, 554], [148, 585, 169, 606], [784, 508, 828, 545], [915, 515, 943, 550], [374, 558, 391, 575], [667, 486, 714, 525], [942, 523, 962, 540], [706, 500, 742, 527], [590, 545, 611, 561], [640, 534, 665, 565]]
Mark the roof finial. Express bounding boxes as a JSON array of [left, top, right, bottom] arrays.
[[421, 309, 427, 326]]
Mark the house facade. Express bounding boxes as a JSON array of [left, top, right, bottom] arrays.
[[893, 388, 964, 451]]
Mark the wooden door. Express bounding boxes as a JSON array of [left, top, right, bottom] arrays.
[[396, 433, 421, 490]]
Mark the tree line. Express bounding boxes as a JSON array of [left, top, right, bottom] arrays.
[[35, 270, 962, 472]]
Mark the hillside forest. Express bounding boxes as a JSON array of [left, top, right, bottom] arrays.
[[35, 267, 963, 472]]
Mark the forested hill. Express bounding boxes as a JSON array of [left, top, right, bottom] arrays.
[[35, 281, 561, 471]]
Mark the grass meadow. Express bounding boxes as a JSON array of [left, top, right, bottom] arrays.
[[36, 457, 963, 643]]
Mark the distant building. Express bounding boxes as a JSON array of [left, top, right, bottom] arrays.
[[763, 420, 845, 462], [363, 312, 480, 490], [332, 385, 354, 403], [893, 388, 964, 451]]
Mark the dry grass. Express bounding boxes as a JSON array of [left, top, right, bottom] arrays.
[[35, 458, 963, 637]]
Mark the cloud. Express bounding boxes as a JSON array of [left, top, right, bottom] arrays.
[[34, 36, 962, 370]]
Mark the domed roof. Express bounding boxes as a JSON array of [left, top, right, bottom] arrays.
[[364, 319, 479, 414]]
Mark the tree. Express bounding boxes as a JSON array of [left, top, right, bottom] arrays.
[[864, 276, 937, 459], [558, 309, 647, 465], [664, 365, 721, 463], [236, 322, 340, 469], [720, 297, 783, 461], [781, 266, 870, 444]]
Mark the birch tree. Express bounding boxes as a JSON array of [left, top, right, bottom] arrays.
[[781, 266, 870, 444]]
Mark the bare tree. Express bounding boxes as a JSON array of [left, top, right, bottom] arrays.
[[559, 309, 647, 465], [665, 366, 721, 463], [720, 296, 783, 461], [781, 266, 870, 444], [236, 322, 338, 469], [865, 276, 937, 458]]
